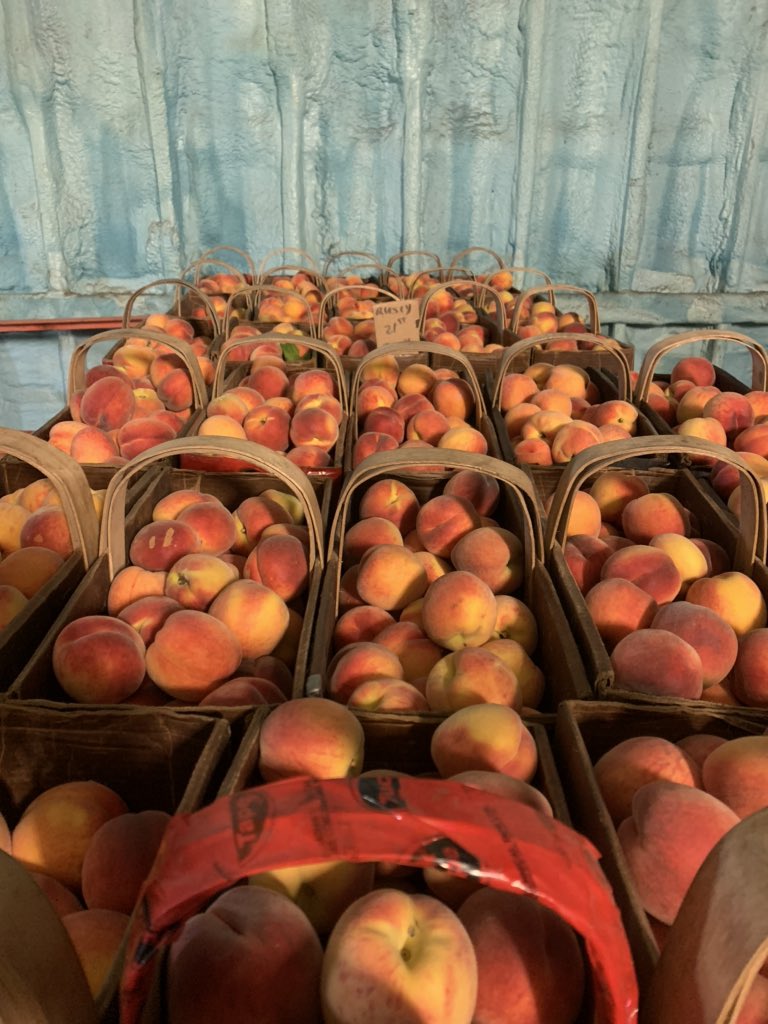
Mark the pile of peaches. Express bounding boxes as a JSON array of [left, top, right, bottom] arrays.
[[255, 271, 323, 325], [51, 486, 312, 707], [351, 355, 487, 468], [591, 728, 768, 1016], [560, 469, 768, 706], [323, 469, 545, 715], [499, 361, 638, 466]]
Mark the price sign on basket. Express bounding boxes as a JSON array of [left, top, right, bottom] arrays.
[[374, 299, 420, 346]]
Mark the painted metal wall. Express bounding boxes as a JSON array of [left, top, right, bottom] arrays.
[[0, 0, 766, 426]]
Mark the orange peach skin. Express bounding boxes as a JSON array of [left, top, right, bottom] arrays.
[[258, 697, 364, 781], [430, 704, 538, 781]]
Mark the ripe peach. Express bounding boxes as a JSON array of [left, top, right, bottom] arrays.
[[415, 495, 481, 558], [513, 437, 552, 465], [117, 595, 183, 644], [245, 534, 309, 602], [107, 565, 166, 615], [81, 809, 170, 914], [521, 410, 571, 441], [702, 391, 754, 439], [208, 580, 290, 661], [546, 489, 602, 540], [443, 470, 499, 516], [691, 538, 731, 576], [259, 697, 364, 780], [117, 416, 177, 459], [328, 642, 404, 704], [431, 704, 538, 781], [676, 385, 721, 422], [593, 736, 701, 824], [600, 544, 682, 604], [648, 533, 709, 593], [243, 404, 291, 451], [145, 609, 242, 700], [62, 909, 131, 999], [79, 375, 136, 432], [53, 615, 146, 703], [675, 733, 728, 767], [163, 553, 238, 610], [585, 579, 658, 649], [564, 534, 613, 593], [358, 479, 420, 536], [479, 639, 544, 708], [156, 367, 193, 411], [611, 629, 704, 698], [352, 431, 399, 467], [374, 622, 443, 685], [449, 526, 524, 594], [651, 602, 738, 688], [405, 409, 449, 445], [129, 519, 198, 572], [30, 872, 83, 918], [347, 677, 430, 712], [589, 472, 650, 525], [16, 478, 60, 512], [421, 571, 497, 650], [233, 495, 292, 551], [550, 420, 603, 464], [547, 363, 589, 399], [333, 606, 396, 651], [431, 377, 475, 420], [670, 356, 716, 387], [176, 501, 237, 556], [343, 517, 403, 564], [621, 492, 691, 543], [355, 544, 429, 612], [425, 648, 521, 712], [491, 595, 538, 653], [700, 735, 768, 817], [361, 407, 405, 442], [12, 781, 128, 890], [730, 628, 768, 706], [449, 770, 553, 815], [686, 571, 767, 636], [437, 424, 488, 455], [734, 423, 768, 458], [290, 368, 337, 402], [19, 506, 73, 558]]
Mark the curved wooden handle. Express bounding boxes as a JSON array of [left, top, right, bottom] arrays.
[[67, 328, 208, 410], [322, 250, 378, 276], [633, 329, 768, 400], [386, 249, 443, 272], [405, 269, 446, 297], [495, 266, 555, 305], [492, 334, 633, 405], [259, 264, 325, 289], [231, 284, 317, 338], [417, 281, 506, 335], [192, 245, 256, 278], [645, 808, 768, 1024], [443, 266, 478, 282], [542, 436, 766, 571], [185, 258, 249, 289], [121, 277, 222, 335], [213, 332, 348, 409], [327, 260, 390, 283], [100, 438, 325, 578], [509, 284, 601, 335], [350, 340, 486, 427], [257, 247, 319, 277], [330, 448, 542, 582], [448, 246, 505, 270], [0, 428, 99, 568], [317, 284, 400, 330]]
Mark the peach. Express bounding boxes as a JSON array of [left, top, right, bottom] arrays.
[[208, 580, 290, 661], [53, 615, 146, 703], [421, 571, 497, 650], [444, 470, 499, 517], [374, 622, 443, 685], [617, 780, 739, 924], [586, 399, 639, 434], [81, 809, 170, 914], [611, 629, 704, 698], [352, 431, 399, 467], [47, 419, 88, 456], [204, 393, 249, 422], [328, 642, 404, 704], [731, 628, 768, 706], [431, 704, 538, 781], [117, 416, 177, 459], [107, 565, 166, 615], [176, 501, 237, 555], [145, 609, 242, 700], [415, 495, 481, 558], [156, 367, 193, 411], [30, 872, 83, 918], [358, 479, 420, 536], [588, 472, 650, 525], [247, 364, 290, 399], [593, 736, 701, 824], [530, 388, 572, 415], [479, 638, 544, 708], [437, 424, 488, 455], [79, 375, 136, 431], [347, 677, 430, 712], [585, 578, 658, 649], [356, 381, 398, 421], [333, 606, 396, 651], [700, 735, 768, 818], [674, 415, 729, 450], [702, 391, 754, 438], [397, 362, 435, 396], [734, 423, 768, 458], [521, 409, 571, 441], [355, 544, 429, 612], [648, 533, 709, 592], [499, 373, 538, 412], [290, 367, 337, 402], [233, 495, 292, 551], [343, 517, 403, 564], [675, 733, 728, 767], [513, 437, 553, 465], [243, 404, 291, 451], [458, 889, 586, 1024], [449, 526, 524, 594], [676, 384, 721, 422], [564, 534, 613, 594], [449, 770, 553, 815], [258, 697, 364, 780], [621, 492, 691, 543], [431, 378, 475, 420], [393, 393, 434, 421], [338, 565, 363, 610], [361, 407, 405, 443], [163, 553, 239, 610], [405, 408, 449, 445], [691, 538, 731, 576], [245, 533, 309, 602], [0, 583, 27, 627], [17, 477, 60, 512], [546, 489, 602, 540], [168, 886, 323, 1024], [117, 595, 183, 644], [151, 490, 212, 521], [12, 781, 128, 890], [18, 505, 73, 558], [686, 571, 767, 636], [491, 595, 538, 653], [504, 401, 540, 438], [425, 648, 521, 712], [197, 677, 281, 706], [550, 420, 603, 463], [128, 519, 199, 572], [600, 544, 682, 604], [670, 356, 716, 387], [651, 602, 738, 688], [547, 363, 589, 399], [62, 909, 131, 999]]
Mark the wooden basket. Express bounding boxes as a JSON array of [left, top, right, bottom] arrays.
[[322, 250, 379, 278], [554, 698, 768, 1017], [121, 277, 223, 341], [308, 447, 592, 711], [8, 437, 325, 707], [416, 279, 507, 372], [543, 436, 768, 705], [0, 700, 231, 1023], [218, 283, 319, 343], [345, 340, 499, 470], [182, 244, 256, 285]]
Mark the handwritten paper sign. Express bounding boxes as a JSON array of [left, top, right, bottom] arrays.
[[373, 299, 421, 346]]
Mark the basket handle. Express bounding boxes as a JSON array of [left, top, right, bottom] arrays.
[[633, 329, 768, 400], [67, 328, 208, 411], [99, 437, 325, 578], [542, 436, 766, 572], [386, 249, 443, 272], [213, 332, 348, 409], [257, 247, 319, 277], [417, 281, 506, 335], [0, 428, 99, 568], [183, 258, 249, 290], [225, 284, 317, 338], [405, 269, 447, 297], [322, 250, 378, 277], [644, 808, 768, 1024], [509, 284, 601, 335], [317, 283, 400, 330], [259, 264, 325, 289], [121, 277, 222, 335], [492, 335, 633, 406], [448, 245, 505, 270], [329, 447, 542, 580], [192, 245, 256, 279], [494, 266, 555, 304], [350, 340, 485, 427]]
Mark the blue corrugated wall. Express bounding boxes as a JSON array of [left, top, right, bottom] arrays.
[[0, 0, 766, 426]]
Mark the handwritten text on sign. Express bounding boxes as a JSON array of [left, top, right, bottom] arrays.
[[374, 299, 421, 346]]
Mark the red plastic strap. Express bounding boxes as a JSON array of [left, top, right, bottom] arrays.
[[120, 775, 638, 1023]]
